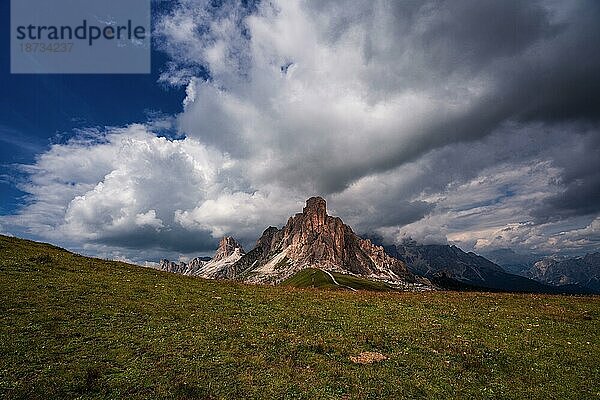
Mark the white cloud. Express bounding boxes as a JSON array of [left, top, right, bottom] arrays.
[[157, 0, 513, 193], [135, 210, 164, 229], [2, 124, 303, 260], [468, 216, 600, 256], [175, 190, 300, 238]]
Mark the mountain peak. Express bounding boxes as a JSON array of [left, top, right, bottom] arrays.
[[213, 236, 245, 262], [301, 196, 328, 228], [304, 196, 326, 213]]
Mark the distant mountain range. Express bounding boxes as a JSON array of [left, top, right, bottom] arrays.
[[159, 197, 599, 294], [483, 248, 600, 293], [528, 253, 600, 293], [387, 240, 561, 293]]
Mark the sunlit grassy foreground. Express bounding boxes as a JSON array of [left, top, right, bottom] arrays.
[[1, 235, 598, 399]]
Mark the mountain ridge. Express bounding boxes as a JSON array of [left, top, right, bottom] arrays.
[[388, 240, 571, 293], [157, 197, 597, 294], [160, 197, 431, 290], [159, 236, 245, 278], [482, 248, 544, 276], [528, 253, 600, 293]]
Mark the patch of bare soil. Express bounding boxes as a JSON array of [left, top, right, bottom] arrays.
[[349, 351, 387, 364]]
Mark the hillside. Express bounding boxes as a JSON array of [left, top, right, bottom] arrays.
[[1, 234, 599, 399], [282, 268, 397, 292]]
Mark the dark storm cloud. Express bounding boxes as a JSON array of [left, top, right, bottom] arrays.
[[91, 227, 219, 254], [533, 128, 600, 221], [369, 0, 599, 182], [329, 121, 598, 250], [312, 0, 555, 67], [332, 199, 434, 234], [245, 0, 600, 195], [401, 0, 558, 73], [537, 177, 600, 220]]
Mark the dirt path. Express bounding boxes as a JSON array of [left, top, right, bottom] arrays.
[[322, 270, 357, 292]]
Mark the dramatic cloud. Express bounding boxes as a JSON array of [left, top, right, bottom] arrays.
[[156, 0, 600, 193], [3, 124, 303, 260], [3, 0, 599, 261]]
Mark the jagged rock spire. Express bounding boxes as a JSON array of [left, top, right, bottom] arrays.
[[302, 196, 327, 226], [213, 236, 245, 262]]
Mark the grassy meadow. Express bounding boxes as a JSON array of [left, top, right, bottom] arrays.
[[282, 268, 394, 291], [1, 234, 599, 399]]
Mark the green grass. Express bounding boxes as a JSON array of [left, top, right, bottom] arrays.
[[283, 268, 395, 292], [331, 272, 395, 292], [1, 234, 599, 399], [282, 268, 338, 289]]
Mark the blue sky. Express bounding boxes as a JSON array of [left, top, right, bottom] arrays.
[[1, 0, 598, 263], [0, 0, 185, 214]]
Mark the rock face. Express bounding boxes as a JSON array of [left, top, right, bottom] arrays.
[[528, 253, 600, 293], [212, 237, 242, 262], [159, 237, 245, 278], [200, 236, 246, 279], [159, 259, 186, 274], [232, 197, 421, 285]]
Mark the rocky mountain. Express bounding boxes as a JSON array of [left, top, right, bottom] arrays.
[[158, 259, 188, 275], [528, 253, 600, 293], [389, 240, 560, 293], [482, 248, 543, 276], [159, 236, 245, 278], [231, 197, 427, 287]]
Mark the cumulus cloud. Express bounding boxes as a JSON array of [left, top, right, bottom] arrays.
[[174, 191, 300, 239], [2, 124, 303, 260], [2, 0, 599, 261]]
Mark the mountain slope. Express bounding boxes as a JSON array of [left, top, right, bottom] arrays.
[[390, 241, 561, 293], [232, 197, 427, 287], [282, 268, 397, 292]]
